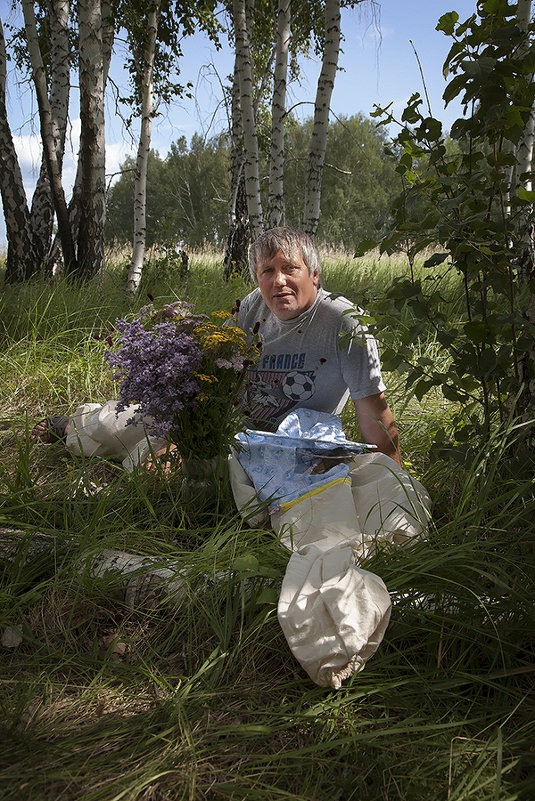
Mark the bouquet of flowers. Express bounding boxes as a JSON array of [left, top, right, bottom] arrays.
[[105, 301, 260, 460]]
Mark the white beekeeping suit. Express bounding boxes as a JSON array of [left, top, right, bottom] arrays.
[[229, 409, 432, 689]]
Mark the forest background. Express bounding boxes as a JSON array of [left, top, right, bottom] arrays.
[[0, 0, 475, 254]]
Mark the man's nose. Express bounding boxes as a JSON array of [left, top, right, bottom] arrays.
[[273, 270, 286, 286]]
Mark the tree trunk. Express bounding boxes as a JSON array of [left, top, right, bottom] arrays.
[[22, 0, 76, 272], [76, 0, 106, 280], [267, 0, 290, 229], [516, 0, 534, 198], [127, 0, 161, 296], [29, 0, 71, 277], [232, 0, 263, 241], [0, 530, 188, 609], [224, 55, 250, 278], [514, 0, 535, 281], [0, 19, 36, 283], [303, 0, 341, 237], [48, 0, 112, 275], [224, 173, 250, 279]]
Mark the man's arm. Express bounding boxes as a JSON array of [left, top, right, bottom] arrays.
[[354, 392, 401, 466]]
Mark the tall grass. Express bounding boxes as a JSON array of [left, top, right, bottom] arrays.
[[0, 251, 533, 801]]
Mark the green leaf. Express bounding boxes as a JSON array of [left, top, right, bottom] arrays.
[[256, 587, 279, 605], [436, 11, 459, 36], [463, 320, 489, 344], [462, 57, 497, 79], [232, 554, 259, 572], [401, 97, 423, 124], [354, 238, 378, 257], [477, 347, 497, 377], [442, 383, 463, 402], [443, 74, 467, 106], [414, 378, 434, 401], [420, 117, 443, 141], [464, 320, 488, 344], [423, 252, 449, 269], [518, 186, 535, 202]]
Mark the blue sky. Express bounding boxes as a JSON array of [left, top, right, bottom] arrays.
[[0, 0, 477, 250]]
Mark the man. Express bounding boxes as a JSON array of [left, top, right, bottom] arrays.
[[227, 228, 431, 689], [236, 226, 400, 465]]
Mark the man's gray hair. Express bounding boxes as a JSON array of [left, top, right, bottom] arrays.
[[249, 226, 321, 283]]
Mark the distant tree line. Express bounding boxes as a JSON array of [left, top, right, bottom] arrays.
[[105, 112, 398, 253]]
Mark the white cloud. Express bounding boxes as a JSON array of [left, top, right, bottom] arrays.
[[13, 133, 42, 175], [10, 118, 136, 199], [106, 140, 137, 186]]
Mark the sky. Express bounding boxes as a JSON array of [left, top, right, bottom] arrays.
[[0, 0, 478, 250]]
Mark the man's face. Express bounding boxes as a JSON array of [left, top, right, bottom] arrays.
[[256, 250, 319, 320]]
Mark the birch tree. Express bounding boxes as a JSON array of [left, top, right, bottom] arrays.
[[515, 0, 534, 192], [223, 55, 249, 277], [0, 17, 36, 282], [120, 0, 220, 292], [232, 0, 264, 241], [267, 0, 291, 228], [514, 0, 535, 283], [76, 0, 106, 279], [302, 0, 341, 236], [28, 0, 70, 276], [22, 0, 76, 271], [126, 0, 161, 295]]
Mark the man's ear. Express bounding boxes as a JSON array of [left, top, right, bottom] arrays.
[[313, 270, 319, 287]]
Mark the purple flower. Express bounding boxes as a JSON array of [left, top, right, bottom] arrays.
[[105, 315, 203, 437]]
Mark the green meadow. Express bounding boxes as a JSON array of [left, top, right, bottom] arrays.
[[0, 251, 533, 800]]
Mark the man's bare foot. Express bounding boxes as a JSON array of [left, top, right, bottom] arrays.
[[31, 416, 70, 444]]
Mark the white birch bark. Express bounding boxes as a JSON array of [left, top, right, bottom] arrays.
[[29, 0, 70, 274], [267, 0, 291, 228], [0, 18, 36, 281], [223, 55, 249, 277], [514, 0, 535, 287], [53, 0, 112, 275], [229, 57, 246, 230], [0, 531, 188, 609], [232, 0, 263, 241], [22, 0, 76, 270], [127, 0, 161, 296], [516, 0, 534, 194], [303, 0, 341, 237], [77, 0, 106, 279]]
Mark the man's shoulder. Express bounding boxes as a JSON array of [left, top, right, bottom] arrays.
[[240, 287, 263, 309], [316, 289, 365, 329], [237, 288, 265, 323]]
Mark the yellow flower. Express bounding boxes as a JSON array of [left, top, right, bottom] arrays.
[[194, 373, 217, 383], [202, 334, 228, 349], [211, 310, 233, 320]]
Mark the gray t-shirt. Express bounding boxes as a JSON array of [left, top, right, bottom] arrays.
[[237, 287, 386, 431]]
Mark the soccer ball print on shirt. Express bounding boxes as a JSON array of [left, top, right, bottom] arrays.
[[281, 371, 315, 401], [243, 358, 317, 429]]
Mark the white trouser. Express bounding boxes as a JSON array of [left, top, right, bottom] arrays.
[[229, 451, 432, 689], [66, 401, 167, 471]]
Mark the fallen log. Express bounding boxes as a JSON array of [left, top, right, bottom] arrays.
[[0, 529, 188, 608]]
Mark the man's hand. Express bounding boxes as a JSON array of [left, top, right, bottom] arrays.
[[353, 393, 401, 466]]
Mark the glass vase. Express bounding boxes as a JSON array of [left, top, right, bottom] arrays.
[[180, 456, 219, 508]]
